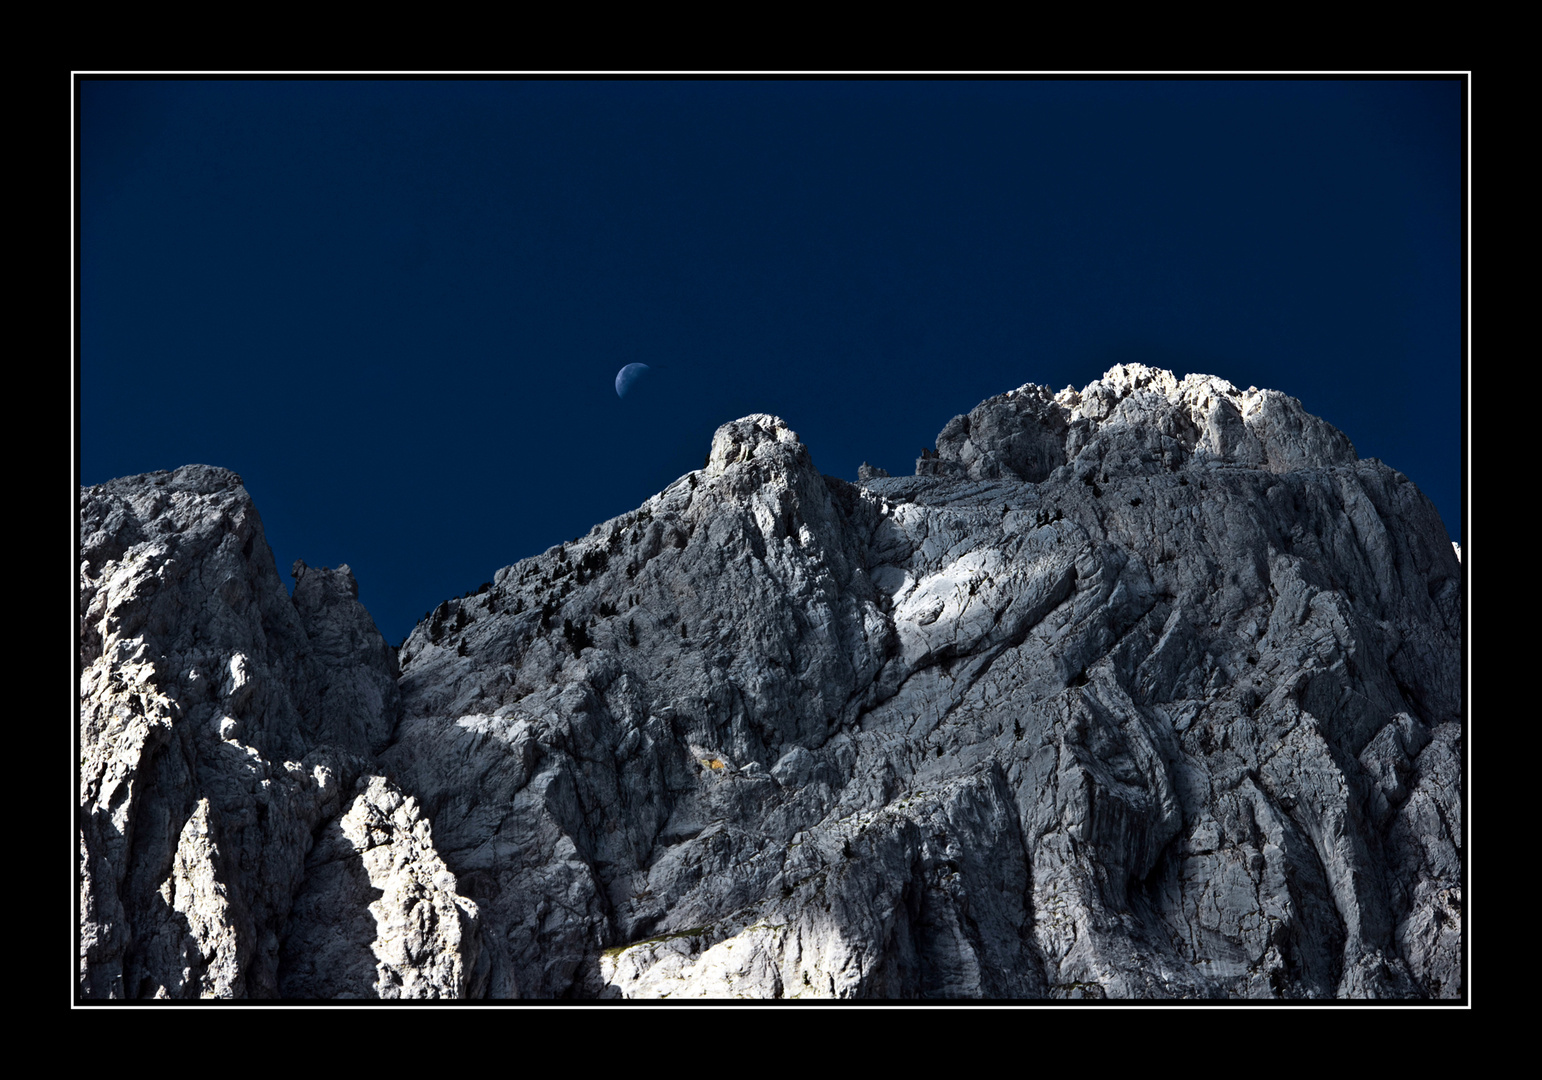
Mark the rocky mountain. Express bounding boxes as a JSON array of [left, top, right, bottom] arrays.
[[77, 364, 1463, 1000], [78, 468, 481, 999]]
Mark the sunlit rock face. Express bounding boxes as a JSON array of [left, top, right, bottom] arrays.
[[78, 365, 1462, 1000], [78, 466, 482, 1000], [917, 365, 1357, 483], [384, 364, 1462, 1000]]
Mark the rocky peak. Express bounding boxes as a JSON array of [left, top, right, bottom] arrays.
[[78, 468, 480, 999], [79, 365, 1462, 1001], [919, 363, 1358, 482], [705, 413, 810, 477]]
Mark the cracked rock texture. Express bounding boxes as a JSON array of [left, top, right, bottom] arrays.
[[79, 364, 1463, 1000], [380, 364, 1462, 999], [78, 465, 481, 999]]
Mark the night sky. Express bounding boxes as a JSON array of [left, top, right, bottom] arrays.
[[77, 78, 1465, 647]]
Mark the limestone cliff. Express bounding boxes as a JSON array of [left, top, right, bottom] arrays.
[[78, 466, 482, 999], [77, 364, 1463, 1000]]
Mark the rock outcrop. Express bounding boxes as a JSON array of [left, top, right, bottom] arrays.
[[916, 366, 1357, 482], [78, 364, 1463, 1000], [78, 465, 482, 999]]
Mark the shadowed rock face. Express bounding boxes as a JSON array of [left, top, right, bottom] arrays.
[[78, 365, 1462, 1000]]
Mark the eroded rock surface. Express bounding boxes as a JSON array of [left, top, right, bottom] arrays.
[[79, 365, 1462, 1000], [916, 366, 1356, 482], [378, 365, 1462, 1000], [78, 465, 479, 999]]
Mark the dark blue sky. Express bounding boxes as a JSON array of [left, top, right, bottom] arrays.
[[77, 78, 1465, 646]]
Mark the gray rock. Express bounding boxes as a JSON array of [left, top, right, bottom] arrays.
[[291, 560, 401, 756], [919, 364, 1357, 485], [277, 775, 484, 999], [78, 466, 479, 999], [377, 365, 1461, 999], [79, 363, 1462, 1000]]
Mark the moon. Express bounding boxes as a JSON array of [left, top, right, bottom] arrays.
[[615, 363, 651, 398]]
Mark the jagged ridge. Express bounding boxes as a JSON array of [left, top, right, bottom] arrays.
[[78, 365, 1462, 1000]]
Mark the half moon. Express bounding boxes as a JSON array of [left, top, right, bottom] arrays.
[[615, 363, 652, 398]]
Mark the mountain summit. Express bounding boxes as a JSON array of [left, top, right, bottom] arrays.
[[78, 364, 1463, 1000]]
